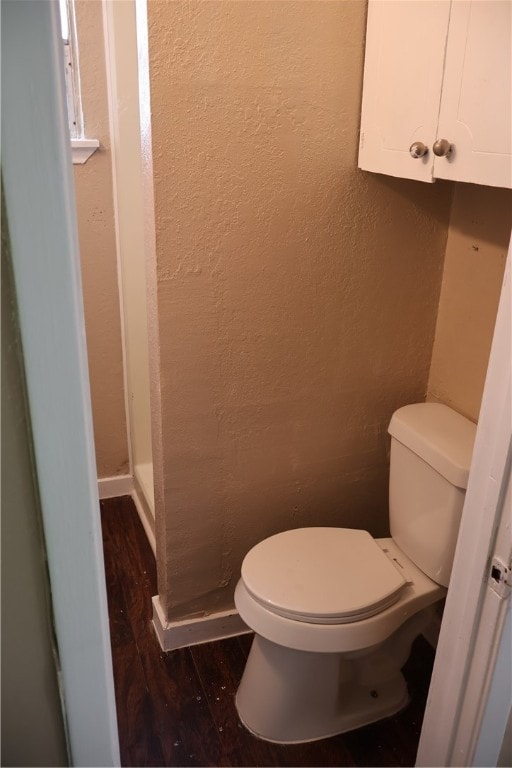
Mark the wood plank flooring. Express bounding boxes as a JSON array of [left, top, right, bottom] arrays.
[[100, 496, 435, 767]]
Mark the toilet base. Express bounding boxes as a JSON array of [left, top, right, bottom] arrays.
[[235, 610, 430, 744], [237, 674, 409, 745]]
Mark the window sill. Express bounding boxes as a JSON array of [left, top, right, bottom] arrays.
[[72, 138, 100, 165]]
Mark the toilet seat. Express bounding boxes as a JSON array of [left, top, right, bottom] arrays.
[[236, 537, 446, 653], [241, 528, 408, 625]]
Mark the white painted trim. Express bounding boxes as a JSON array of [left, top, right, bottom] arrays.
[[1, 2, 120, 764], [98, 475, 156, 557], [474, 603, 511, 767], [152, 596, 251, 652], [102, 0, 153, 483], [134, 461, 155, 515], [97, 475, 155, 555], [97, 475, 155, 554], [101, 0, 134, 480], [71, 138, 99, 164], [417, 242, 512, 767], [98, 474, 134, 500], [452, 469, 511, 766], [131, 486, 156, 557]]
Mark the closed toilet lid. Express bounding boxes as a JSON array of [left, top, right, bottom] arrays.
[[241, 528, 408, 624]]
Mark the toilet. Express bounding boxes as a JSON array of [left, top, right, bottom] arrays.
[[234, 402, 476, 744]]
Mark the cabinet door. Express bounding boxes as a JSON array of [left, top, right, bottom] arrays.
[[358, 0, 450, 183], [434, 0, 512, 188]]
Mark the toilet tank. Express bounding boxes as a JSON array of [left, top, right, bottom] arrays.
[[388, 403, 476, 587]]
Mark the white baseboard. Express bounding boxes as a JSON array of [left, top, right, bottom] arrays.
[[152, 595, 251, 652], [134, 462, 155, 514], [97, 474, 134, 499], [131, 485, 156, 557], [97, 473, 156, 556]]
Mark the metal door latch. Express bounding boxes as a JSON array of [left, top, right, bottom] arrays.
[[489, 557, 511, 598]]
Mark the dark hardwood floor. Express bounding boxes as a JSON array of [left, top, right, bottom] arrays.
[[100, 496, 435, 767]]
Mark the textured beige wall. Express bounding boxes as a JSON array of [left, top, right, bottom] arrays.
[[73, 0, 129, 478], [145, 0, 452, 621], [428, 185, 512, 422]]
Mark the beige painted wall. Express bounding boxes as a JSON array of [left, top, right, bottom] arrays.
[[428, 185, 512, 422], [73, 0, 129, 478], [144, 0, 453, 621]]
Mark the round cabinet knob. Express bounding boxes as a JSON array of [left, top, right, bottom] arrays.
[[409, 141, 428, 159], [433, 139, 453, 157]]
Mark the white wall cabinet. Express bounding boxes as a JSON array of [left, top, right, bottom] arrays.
[[359, 0, 512, 189]]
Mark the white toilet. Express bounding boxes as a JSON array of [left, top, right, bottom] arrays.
[[234, 402, 476, 744]]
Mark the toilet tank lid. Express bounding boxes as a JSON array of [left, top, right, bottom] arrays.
[[388, 403, 477, 489]]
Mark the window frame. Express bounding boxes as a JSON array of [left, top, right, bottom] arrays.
[[59, 0, 99, 163]]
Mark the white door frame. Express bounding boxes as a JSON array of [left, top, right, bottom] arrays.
[[417, 243, 511, 766], [2, 0, 510, 765], [2, 1, 120, 764]]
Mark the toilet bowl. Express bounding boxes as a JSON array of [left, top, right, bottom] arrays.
[[235, 534, 444, 655], [234, 534, 444, 743], [234, 403, 476, 744]]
